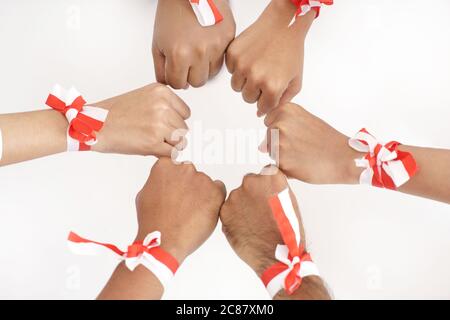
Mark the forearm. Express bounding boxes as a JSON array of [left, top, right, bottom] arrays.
[[268, 0, 316, 33], [397, 145, 450, 203], [342, 143, 450, 204], [0, 110, 67, 166], [97, 262, 164, 300]]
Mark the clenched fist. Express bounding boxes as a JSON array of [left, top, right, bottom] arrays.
[[92, 83, 190, 157], [135, 158, 227, 263], [152, 0, 235, 89], [226, 0, 315, 116], [220, 168, 329, 299], [261, 103, 362, 184]]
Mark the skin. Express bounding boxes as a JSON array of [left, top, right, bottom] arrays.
[[219, 167, 330, 300], [152, 0, 236, 89], [262, 103, 450, 204], [98, 158, 226, 300], [0, 83, 190, 166], [226, 0, 315, 116]]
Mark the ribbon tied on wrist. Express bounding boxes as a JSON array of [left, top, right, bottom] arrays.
[[45, 84, 108, 151], [291, 0, 334, 18], [349, 128, 419, 190], [261, 188, 320, 298], [189, 0, 223, 27], [68, 231, 179, 290]]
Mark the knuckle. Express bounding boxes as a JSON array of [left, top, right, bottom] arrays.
[[263, 81, 282, 96], [194, 44, 208, 58], [171, 45, 190, 60]]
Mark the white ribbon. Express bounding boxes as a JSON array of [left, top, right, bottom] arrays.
[[349, 130, 411, 188]]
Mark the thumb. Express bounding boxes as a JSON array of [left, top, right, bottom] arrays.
[[152, 45, 166, 84], [214, 180, 227, 199]]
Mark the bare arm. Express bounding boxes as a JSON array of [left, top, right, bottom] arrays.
[[97, 158, 226, 300], [0, 110, 67, 166], [264, 103, 450, 204], [0, 84, 191, 167], [393, 146, 450, 203], [97, 263, 164, 300]]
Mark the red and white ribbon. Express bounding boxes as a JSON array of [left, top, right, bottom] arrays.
[[291, 0, 333, 18], [45, 84, 108, 152], [349, 128, 419, 190], [68, 231, 179, 290], [189, 0, 223, 27], [261, 188, 319, 298]]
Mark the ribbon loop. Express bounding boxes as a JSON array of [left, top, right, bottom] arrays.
[[68, 231, 179, 291], [45, 84, 108, 152], [349, 128, 419, 190], [189, 0, 223, 27], [291, 0, 333, 18], [261, 189, 320, 298]]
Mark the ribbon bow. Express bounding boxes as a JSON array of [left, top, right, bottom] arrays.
[[291, 0, 334, 18], [46, 84, 108, 151], [68, 231, 179, 290], [261, 188, 320, 298], [349, 128, 419, 190], [189, 0, 223, 27]]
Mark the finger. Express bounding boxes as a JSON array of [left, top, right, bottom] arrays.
[[152, 45, 166, 84], [279, 77, 302, 105], [230, 72, 246, 92], [257, 84, 286, 117], [164, 125, 187, 147], [225, 48, 236, 73], [242, 80, 261, 104], [176, 136, 188, 151], [264, 107, 283, 127], [214, 180, 227, 200], [188, 61, 210, 88], [169, 92, 191, 120], [152, 143, 178, 159], [265, 126, 281, 160], [166, 108, 189, 130], [209, 56, 224, 79], [165, 55, 190, 90], [259, 164, 281, 176]]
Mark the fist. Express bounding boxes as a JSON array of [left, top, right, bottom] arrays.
[[226, 1, 314, 116], [262, 103, 361, 184], [135, 158, 227, 263], [152, 0, 235, 89], [92, 84, 190, 157], [220, 168, 305, 276]]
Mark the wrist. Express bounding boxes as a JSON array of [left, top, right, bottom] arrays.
[[334, 135, 363, 185], [274, 276, 331, 300], [134, 231, 188, 265]]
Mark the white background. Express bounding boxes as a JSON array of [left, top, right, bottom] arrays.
[[0, 0, 449, 299]]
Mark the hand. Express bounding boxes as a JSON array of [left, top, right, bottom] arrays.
[[262, 103, 362, 184], [220, 168, 329, 299], [135, 158, 227, 263], [152, 0, 235, 89], [226, 0, 314, 116], [91, 84, 190, 157], [220, 167, 301, 276]]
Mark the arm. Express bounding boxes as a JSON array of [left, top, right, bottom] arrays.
[[225, 0, 316, 116], [98, 158, 226, 300], [97, 263, 165, 300], [152, 0, 235, 88], [219, 167, 331, 300], [0, 110, 66, 166], [0, 83, 190, 167], [263, 103, 450, 204], [388, 145, 449, 203]]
